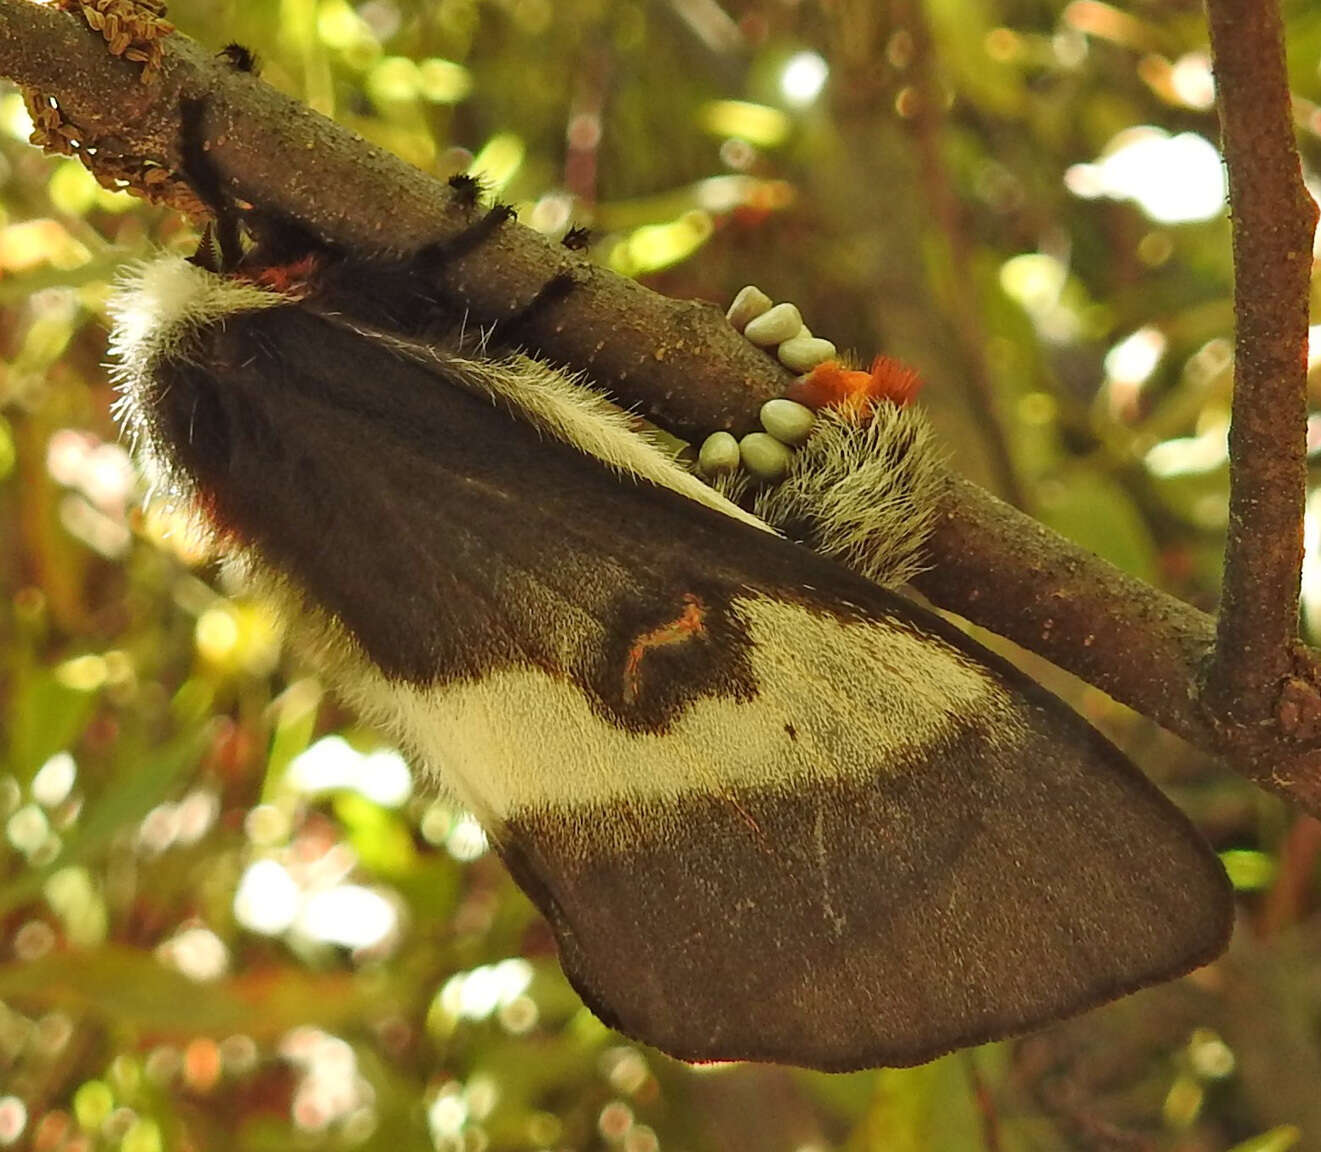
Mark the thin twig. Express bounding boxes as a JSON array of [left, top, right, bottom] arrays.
[[1259, 815, 1321, 937], [1203, 0, 1317, 728], [897, 0, 1028, 510]]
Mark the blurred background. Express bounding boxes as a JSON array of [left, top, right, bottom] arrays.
[[1, 0, 1321, 1148]]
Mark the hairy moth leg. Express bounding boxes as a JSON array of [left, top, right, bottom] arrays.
[[753, 399, 945, 589]]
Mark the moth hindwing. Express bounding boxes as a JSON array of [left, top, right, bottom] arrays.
[[107, 216, 1231, 1073]]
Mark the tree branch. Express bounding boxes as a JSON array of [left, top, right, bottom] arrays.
[[1203, 0, 1317, 728], [4, 0, 1321, 811], [0, 0, 790, 441]]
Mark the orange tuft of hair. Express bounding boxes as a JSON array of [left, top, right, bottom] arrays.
[[785, 355, 923, 420], [243, 253, 322, 296]]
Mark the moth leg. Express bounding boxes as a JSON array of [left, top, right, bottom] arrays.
[[178, 96, 331, 280], [178, 97, 245, 272], [495, 270, 577, 343], [417, 201, 518, 265]]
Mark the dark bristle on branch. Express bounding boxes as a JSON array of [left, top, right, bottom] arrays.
[[218, 42, 260, 73], [447, 172, 484, 207], [562, 225, 592, 251]]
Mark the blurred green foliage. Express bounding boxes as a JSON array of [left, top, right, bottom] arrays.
[[2, 0, 1321, 1149]]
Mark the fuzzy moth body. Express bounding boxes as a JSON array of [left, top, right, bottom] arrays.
[[108, 223, 1231, 1070]]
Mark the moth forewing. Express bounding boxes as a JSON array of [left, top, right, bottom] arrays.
[[108, 250, 1232, 1072]]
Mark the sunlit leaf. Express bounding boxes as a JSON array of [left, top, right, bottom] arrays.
[[0, 946, 406, 1038], [0, 728, 205, 915], [1228, 1127, 1303, 1152], [848, 1056, 985, 1152], [5, 668, 97, 784]]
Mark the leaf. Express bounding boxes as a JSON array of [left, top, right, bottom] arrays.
[[333, 791, 420, 876], [0, 727, 206, 916], [0, 946, 405, 1039], [1037, 465, 1160, 582], [847, 1055, 985, 1152], [1227, 1126, 1303, 1152], [5, 667, 97, 783]]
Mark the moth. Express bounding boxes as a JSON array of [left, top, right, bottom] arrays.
[[105, 95, 1232, 1073]]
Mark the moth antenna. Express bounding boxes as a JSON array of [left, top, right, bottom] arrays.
[[562, 225, 592, 251], [218, 42, 260, 74]]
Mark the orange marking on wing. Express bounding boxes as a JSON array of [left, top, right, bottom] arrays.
[[622, 593, 706, 704]]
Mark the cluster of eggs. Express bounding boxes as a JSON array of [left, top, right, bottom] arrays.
[[698, 286, 841, 485]]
